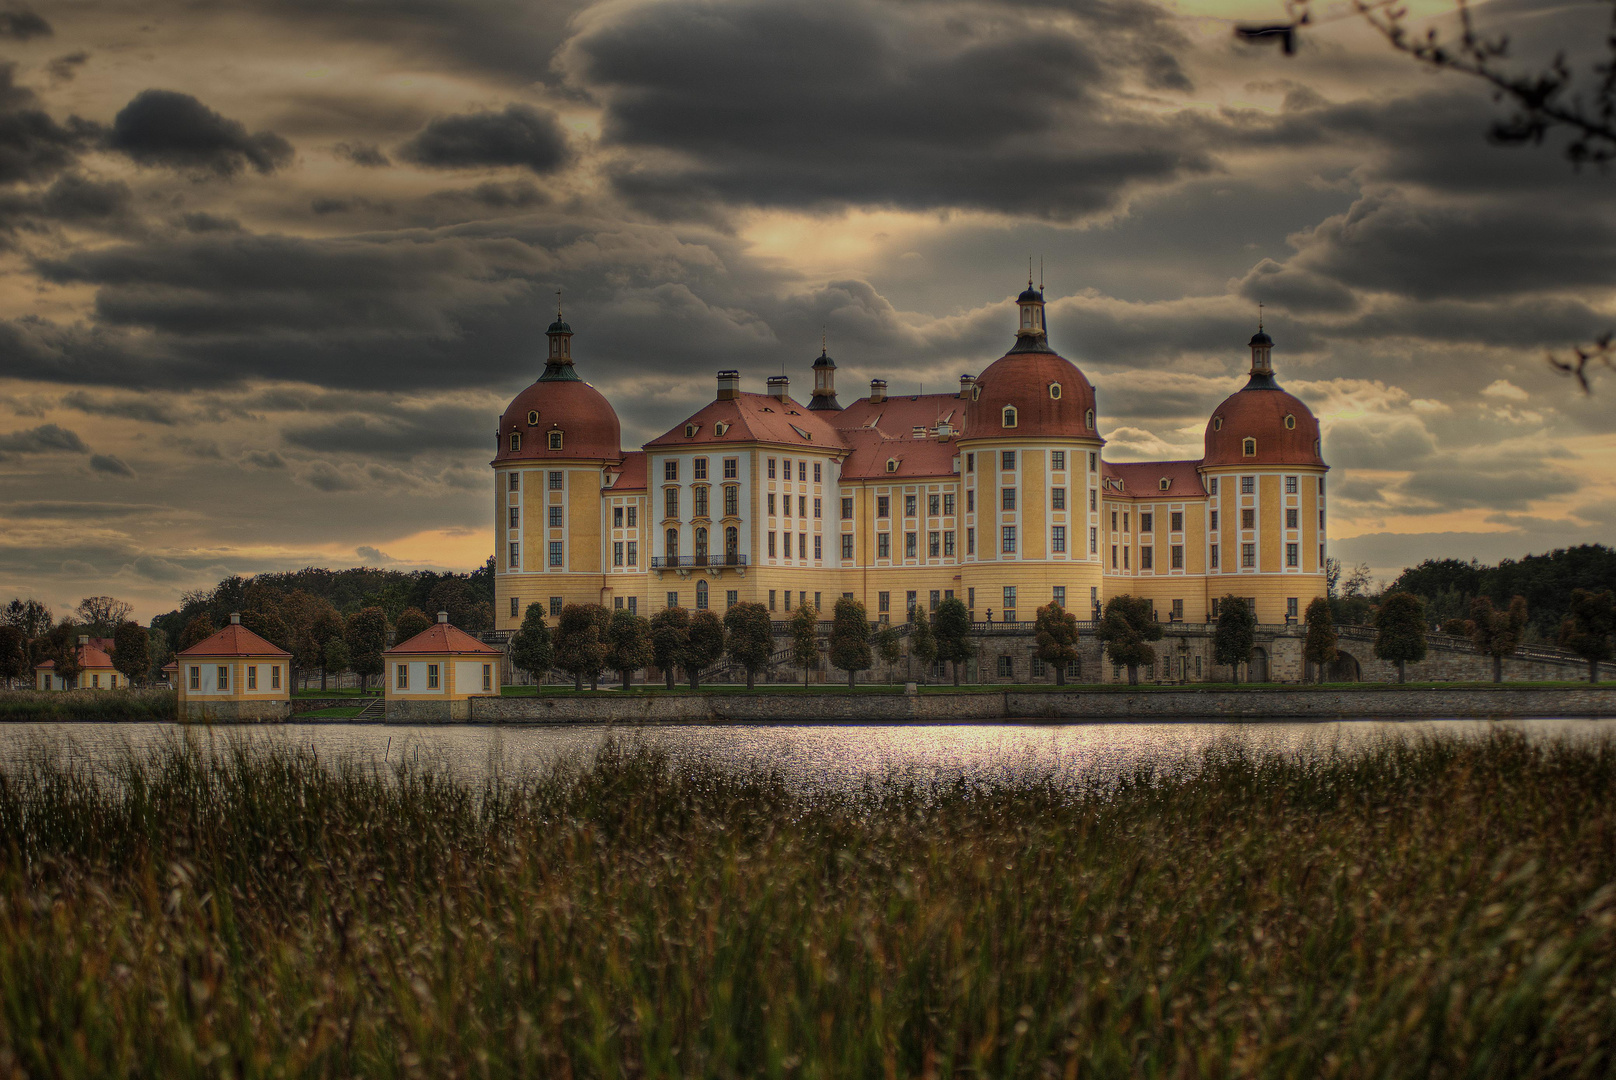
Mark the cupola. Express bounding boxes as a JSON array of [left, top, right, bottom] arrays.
[[808, 340, 841, 411], [542, 294, 577, 382]]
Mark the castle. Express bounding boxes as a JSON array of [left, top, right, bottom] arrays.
[[491, 281, 1328, 637]]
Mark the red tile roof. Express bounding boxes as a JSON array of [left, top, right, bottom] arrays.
[[384, 623, 500, 656], [177, 623, 292, 658], [608, 450, 647, 491], [839, 428, 960, 480], [834, 393, 965, 439], [1100, 459, 1208, 498], [644, 393, 848, 450], [35, 642, 116, 671]]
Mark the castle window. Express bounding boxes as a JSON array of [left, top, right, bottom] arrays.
[[1049, 383, 1062, 400], [1242, 438, 1257, 457], [1158, 478, 1170, 491], [1213, 416, 1223, 431], [527, 410, 539, 426], [887, 459, 900, 473], [1001, 406, 1017, 428], [694, 458, 707, 480], [971, 384, 982, 401], [509, 432, 521, 452], [548, 430, 563, 451], [664, 460, 678, 481], [685, 423, 700, 438], [1284, 414, 1296, 430], [714, 422, 728, 436]]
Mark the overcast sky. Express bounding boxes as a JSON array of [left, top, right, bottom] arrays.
[[0, 0, 1612, 620]]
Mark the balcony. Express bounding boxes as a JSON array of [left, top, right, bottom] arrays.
[[651, 554, 749, 570]]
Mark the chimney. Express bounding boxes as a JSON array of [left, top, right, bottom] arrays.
[[716, 370, 740, 401], [959, 374, 975, 399], [78, 634, 89, 646], [229, 612, 241, 625], [869, 378, 887, 404], [766, 375, 790, 401], [437, 611, 449, 624]]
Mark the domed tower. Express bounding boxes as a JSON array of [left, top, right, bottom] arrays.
[[1200, 326, 1328, 624], [956, 277, 1104, 622], [807, 341, 841, 411], [492, 305, 626, 632]]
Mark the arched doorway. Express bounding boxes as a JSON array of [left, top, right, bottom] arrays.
[[1326, 651, 1360, 682], [1249, 646, 1269, 684]]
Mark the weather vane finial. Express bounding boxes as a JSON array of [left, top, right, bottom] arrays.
[[556, 288, 562, 320], [1258, 300, 1263, 331], [821, 325, 826, 355], [1039, 256, 1044, 292], [1028, 256, 1034, 288]]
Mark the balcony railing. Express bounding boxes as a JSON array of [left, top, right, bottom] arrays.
[[651, 554, 749, 569]]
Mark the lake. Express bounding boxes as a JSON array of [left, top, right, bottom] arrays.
[[2, 717, 1612, 794]]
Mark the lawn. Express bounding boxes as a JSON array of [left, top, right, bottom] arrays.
[[0, 730, 1612, 1076]]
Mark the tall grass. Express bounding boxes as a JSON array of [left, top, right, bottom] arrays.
[[0, 687, 175, 721], [1, 730, 1613, 1077]]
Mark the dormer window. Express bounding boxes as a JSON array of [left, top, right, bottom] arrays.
[[714, 422, 728, 436], [1049, 383, 1062, 400], [1242, 438, 1257, 457], [1284, 414, 1296, 430], [971, 385, 982, 401], [548, 430, 564, 451], [886, 459, 900, 473], [509, 431, 521, 452], [790, 424, 812, 441], [1001, 406, 1017, 428], [685, 423, 700, 438], [1085, 408, 1094, 430], [1213, 416, 1223, 431], [1159, 478, 1171, 491], [527, 410, 540, 426]]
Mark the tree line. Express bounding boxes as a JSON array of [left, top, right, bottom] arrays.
[[0, 596, 157, 689]]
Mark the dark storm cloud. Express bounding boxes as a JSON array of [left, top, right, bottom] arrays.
[[281, 405, 497, 458], [433, 179, 548, 209], [89, 453, 135, 476], [1, 500, 167, 519], [0, 64, 98, 185], [0, 7, 50, 39], [571, 0, 1208, 220], [333, 141, 390, 167], [0, 422, 87, 458], [398, 104, 570, 174], [47, 52, 87, 82], [0, 173, 136, 243], [105, 90, 294, 177], [60, 390, 180, 425]]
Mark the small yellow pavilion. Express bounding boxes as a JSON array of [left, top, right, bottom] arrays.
[[35, 635, 121, 690], [176, 613, 292, 721], [383, 612, 501, 721]]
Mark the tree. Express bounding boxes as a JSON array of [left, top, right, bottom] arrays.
[[1097, 595, 1162, 686], [74, 596, 133, 639], [649, 607, 690, 690], [345, 607, 389, 692], [322, 637, 352, 686], [2, 598, 52, 639], [509, 603, 554, 686], [392, 607, 435, 645], [1212, 596, 1257, 684], [1328, 561, 1377, 627], [1441, 618, 1469, 636], [1034, 602, 1081, 686], [179, 613, 216, 651], [723, 602, 773, 689], [908, 606, 937, 684], [1374, 592, 1428, 684], [554, 604, 610, 691], [0, 625, 27, 688], [790, 603, 820, 687], [40, 622, 82, 690], [241, 608, 293, 653], [111, 620, 149, 687], [1467, 595, 1529, 683], [829, 597, 872, 689], [1559, 588, 1616, 683], [303, 602, 347, 691], [874, 623, 902, 684], [1303, 596, 1338, 684], [932, 597, 973, 686], [605, 609, 653, 691], [147, 627, 172, 684], [685, 610, 727, 689]]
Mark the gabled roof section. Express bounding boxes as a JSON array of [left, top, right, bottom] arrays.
[[607, 451, 647, 491], [835, 393, 964, 440], [1099, 459, 1208, 498], [384, 623, 501, 656], [839, 427, 960, 480], [644, 392, 849, 451], [35, 642, 116, 671], [178, 623, 292, 658]]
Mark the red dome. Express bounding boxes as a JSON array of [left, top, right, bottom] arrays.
[[1203, 387, 1324, 468], [494, 377, 623, 463], [962, 347, 1099, 440]]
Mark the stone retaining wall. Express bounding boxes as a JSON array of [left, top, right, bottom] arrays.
[[468, 686, 1616, 724]]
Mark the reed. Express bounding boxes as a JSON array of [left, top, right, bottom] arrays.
[[1, 729, 1613, 1077], [0, 687, 175, 722]]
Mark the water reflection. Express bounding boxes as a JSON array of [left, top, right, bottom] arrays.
[[3, 718, 1612, 795]]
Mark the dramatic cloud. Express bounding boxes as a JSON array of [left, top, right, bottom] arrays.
[[398, 104, 569, 173], [0, 65, 97, 185], [333, 141, 390, 167], [89, 453, 135, 476], [0, 423, 87, 458], [0, 7, 49, 40], [106, 90, 294, 176]]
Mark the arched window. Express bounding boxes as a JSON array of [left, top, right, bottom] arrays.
[[695, 527, 709, 560], [509, 431, 521, 452], [1213, 416, 1223, 431], [1284, 414, 1296, 430], [1085, 408, 1094, 429], [666, 528, 679, 558], [527, 410, 540, 426], [1049, 382, 1062, 400], [1002, 406, 1017, 428], [696, 580, 708, 609], [1242, 438, 1257, 457], [548, 430, 564, 450], [725, 526, 738, 557]]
